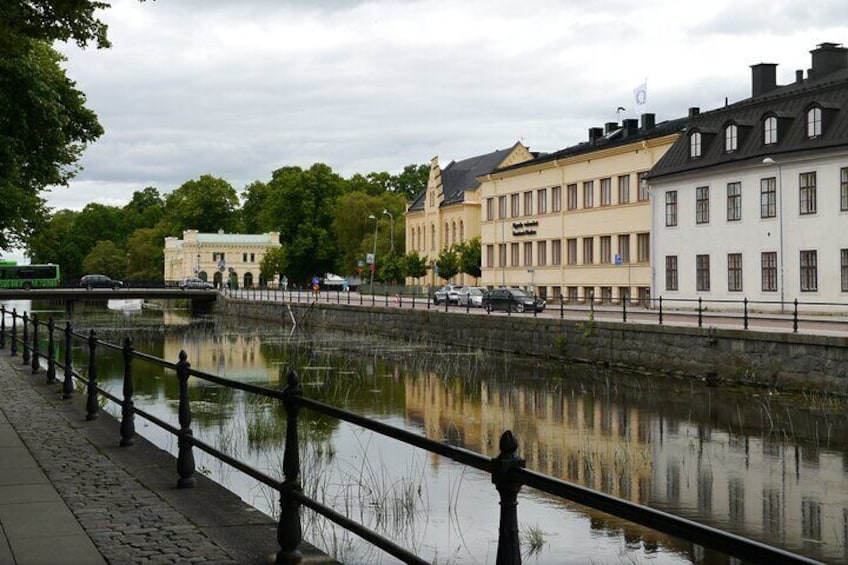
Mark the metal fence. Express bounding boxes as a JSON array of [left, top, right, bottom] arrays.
[[0, 305, 822, 564]]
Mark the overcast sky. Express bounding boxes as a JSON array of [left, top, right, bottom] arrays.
[[33, 0, 848, 213]]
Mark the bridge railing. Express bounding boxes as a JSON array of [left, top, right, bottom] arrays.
[[0, 305, 819, 564]]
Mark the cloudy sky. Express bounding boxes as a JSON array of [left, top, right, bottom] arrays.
[[39, 0, 848, 213]]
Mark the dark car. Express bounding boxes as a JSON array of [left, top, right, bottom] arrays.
[[80, 274, 123, 289], [483, 287, 546, 313]]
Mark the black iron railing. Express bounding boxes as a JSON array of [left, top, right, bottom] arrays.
[[0, 305, 822, 564]]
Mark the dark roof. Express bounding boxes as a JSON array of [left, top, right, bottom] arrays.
[[407, 144, 522, 212], [648, 68, 848, 180]]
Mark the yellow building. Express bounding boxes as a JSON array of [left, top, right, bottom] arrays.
[[479, 115, 683, 303], [405, 143, 534, 287], [163, 229, 281, 288]]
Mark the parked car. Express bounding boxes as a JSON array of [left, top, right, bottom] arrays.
[[458, 286, 486, 307], [179, 277, 213, 290], [79, 274, 123, 289], [433, 284, 464, 305], [483, 287, 546, 313]]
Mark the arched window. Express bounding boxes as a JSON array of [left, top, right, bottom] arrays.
[[417, 226, 422, 250], [451, 221, 456, 244], [725, 124, 738, 152], [444, 222, 449, 247], [430, 223, 435, 251], [460, 220, 465, 242], [244, 272, 254, 288], [690, 131, 702, 158], [764, 116, 777, 145], [807, 107, 822, 138]]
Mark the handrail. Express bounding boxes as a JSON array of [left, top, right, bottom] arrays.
[[0, 305, 822, 564]]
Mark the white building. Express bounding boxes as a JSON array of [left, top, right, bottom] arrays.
[[648, 43, 848, 312]]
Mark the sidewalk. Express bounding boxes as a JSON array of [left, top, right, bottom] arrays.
[[0, 351, 334, 564]]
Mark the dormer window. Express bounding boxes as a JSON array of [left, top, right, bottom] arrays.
[[725, 124, 738, 153], [690, 131, 702, 158], [764, 116, 778, 145], [807, 107, 822, 138]]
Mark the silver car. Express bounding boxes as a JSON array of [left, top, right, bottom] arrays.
[[458, 286, 486, 307], [433, 284, 464, 304]]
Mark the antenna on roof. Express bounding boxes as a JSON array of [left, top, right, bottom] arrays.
[[616, 106, 626, 119]]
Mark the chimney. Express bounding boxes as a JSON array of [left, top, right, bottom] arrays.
[[688, 107, 700, 118], [588, 127, 603, 144], [640, 113, 656, 131], [622, 119, 639, 137], [796, 69, 804, 83], [809, 42, 848, 79], [751, 63, 778, 97]]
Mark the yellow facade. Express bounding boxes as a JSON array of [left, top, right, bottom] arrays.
[[479, 133, 680, 302]]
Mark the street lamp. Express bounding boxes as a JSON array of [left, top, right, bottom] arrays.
[[762, 157, 785, 312], [368, 214, 379, 293], [382, 209, 394, 253]]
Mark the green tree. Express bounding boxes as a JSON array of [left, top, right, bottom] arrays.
[[435, 246, 460, 282], [123, 187, 165, 232], [162, 174, 240, 235], [26, 209, 84, 280], [126, 227, 165, 281], [82, 240, 127, 279], [402, 251, 429, 281], [260, 246, 288, 283], [458, 237, 482, 281], [391, 164, 429, 201], [376, 252, 404, 285]]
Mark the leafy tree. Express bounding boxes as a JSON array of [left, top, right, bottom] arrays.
[[458, 237, 482, 281], [402, 251, 429, 281], [126, 227, 165, 281], [162, 174, 240, 235], [1, 1, 113, 49], [260, 246, 288, 283], [376, 252, 404, 285], [26, 209, 84, 280], [435, 246, 460, 282], [123, 187, 165, 232], [392, 164, 429, 201], [82, 240, 127, 279], [240, 180, 270, 233]]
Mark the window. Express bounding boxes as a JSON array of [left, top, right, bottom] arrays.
[[213, 252, 226, 262], [582, 238, 594, 264], [510, 242, 520, 266], [242, 253, 248, 262], [567, 184, 577, 210], [486, 245, 494, 268], [800, 250, 817, 291], [799, 172, 816, 214], [727, 253, 743, 292], [764, 116, 777, 145], [618, 234, 630, 263], [566, 239, 577, 265], [807, 107, 822, 138], [665, 256, 678, 291], [524, 191, 533, 216], [486, 198, 494, 221], [537, 241, 547, 266], [842, 168, 848, 211], [511, 193, 520, 218], [617, 175, 630, 204], [552, 240, 562, 265], [696, 186, 710, 224], [690, 131, 702, 158], [583, 181, 594, 208], [460, 220, 464, 242], [430, 223, 435, 250], [498, 244, 506, 267], [523, 242, 533, 266], [760, 177, 776, 218], [725, 124, 738, 152], [444, 222, 449, 247], [498, 195, 507, 219], [451, 221, 456, 244], [842, 249, 848, 292], [637, 233, 649, 262], [552, 186, 562, 212], [696, 254, 710, 291], [537, 188, 547, 214], [665, 191, 678, 226], [761, 252, 777, 291], [727, 182, 741, 221], [600, 178, 612, 206], [637, 172, 649, 201], [600, 236, 612, 264]]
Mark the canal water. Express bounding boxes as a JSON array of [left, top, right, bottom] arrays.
[[4, 300, 848, 564]]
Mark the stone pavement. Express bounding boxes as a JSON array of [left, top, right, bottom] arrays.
[[0, 350, 335, 564]]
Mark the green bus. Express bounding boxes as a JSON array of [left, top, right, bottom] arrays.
[[0, 262, 61, 289]]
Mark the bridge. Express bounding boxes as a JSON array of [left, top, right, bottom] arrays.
[[0, 287, 218, 315]]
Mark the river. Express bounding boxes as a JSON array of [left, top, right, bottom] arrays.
[[4, 299, 847, 564]]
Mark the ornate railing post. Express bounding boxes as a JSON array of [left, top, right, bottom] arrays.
[[0, 305, 6, 349], [46, 317, 57, 383], [793, 299, 799, 333], [120, 337, 136, 447], [22, 311, 30, 365], [277, 369, 304, 564], [10, 308, 17, 356], [86, 329, 99, 420], [31, 314, 40, 373], [63, 322, 74, 398], [743, 298, 749, 330], [697, 297, 703, 328], [492, 430, 525, 565], [176, 350, 196, 488]]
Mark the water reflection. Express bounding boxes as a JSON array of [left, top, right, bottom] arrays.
[[4, 300, 847, 564]]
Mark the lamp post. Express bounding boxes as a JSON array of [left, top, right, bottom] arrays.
[[382, 209, 394, 253], [368, 214, 379, 294], [762, 157, 785, 312]]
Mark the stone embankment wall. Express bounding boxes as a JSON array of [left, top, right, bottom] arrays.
[[217, 299, 848, 393]]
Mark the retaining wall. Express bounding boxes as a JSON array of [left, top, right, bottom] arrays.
[[216, 299, 848, 393]]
